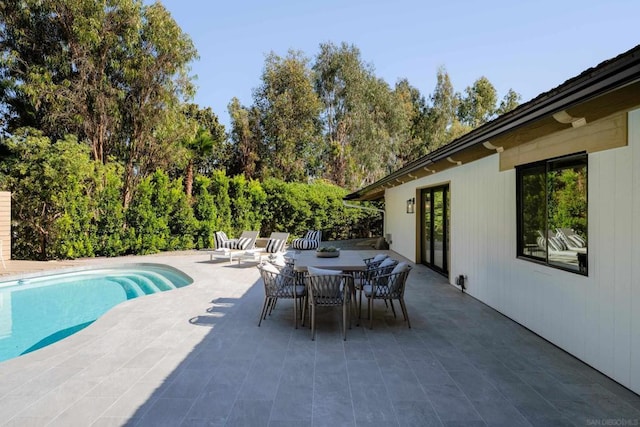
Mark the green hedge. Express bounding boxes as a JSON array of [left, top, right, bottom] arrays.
[[0, 130, 381, 260]]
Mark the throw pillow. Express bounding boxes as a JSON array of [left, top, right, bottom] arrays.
[[379, 257, 397, 268], [391, 262, 409, 275], [266, 238, 283, 253], [372, 253, 388, 263], [236, 237, 252, 250]]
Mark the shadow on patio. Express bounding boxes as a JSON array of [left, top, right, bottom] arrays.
[[122, 255, 640, 426]]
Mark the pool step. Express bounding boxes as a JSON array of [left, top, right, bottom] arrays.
[[108, 273, 177, 298]]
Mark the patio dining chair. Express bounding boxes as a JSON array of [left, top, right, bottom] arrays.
[[363, 262, 412, 329], [357, 257, 398, 319], [306, 267, 353, 341], [257, 262, 306, 329]]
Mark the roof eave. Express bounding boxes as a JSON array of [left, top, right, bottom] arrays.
[[345, 45, 640, 201]]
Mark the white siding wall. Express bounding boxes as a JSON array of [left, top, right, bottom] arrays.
[[386, 108, 640, 394]]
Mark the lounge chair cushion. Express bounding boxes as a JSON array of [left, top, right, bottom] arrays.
[[266, 238, 284, 253], [550, 236, 566, 251], [234, 237, 252, 250], [304, 230, 321, 241], [291, 230, 322, 250], [214, 231, 234, 249], [567, 234, 586, 248], [537, 235, 567, 251]]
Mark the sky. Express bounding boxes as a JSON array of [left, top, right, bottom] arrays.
[[156, 0, 640, 129]]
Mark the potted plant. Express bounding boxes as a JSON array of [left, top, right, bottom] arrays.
[[316, 246, 340, 258]]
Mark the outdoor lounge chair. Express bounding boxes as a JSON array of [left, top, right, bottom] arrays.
[[291, 230, 321, 250], [536, 230, 585, 269], [207, 230, 259, 262], [556, 228, 587, 252], [237, 232, 290, 264]]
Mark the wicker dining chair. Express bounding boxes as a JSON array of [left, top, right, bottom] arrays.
[[357, 257, 398, 319], [257, 263, 306, 329], [306, 270, 354, 341], [362, 263, 412, 329]]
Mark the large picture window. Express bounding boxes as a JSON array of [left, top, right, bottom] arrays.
[[516, 153, 588, 275]]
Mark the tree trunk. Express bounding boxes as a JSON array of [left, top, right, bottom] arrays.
[[185, 160, 194, 200]]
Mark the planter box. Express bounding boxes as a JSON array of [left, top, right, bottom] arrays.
[[316, 251, 340, 258]]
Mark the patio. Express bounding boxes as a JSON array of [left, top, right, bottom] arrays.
[[0, 249, 639, 426]]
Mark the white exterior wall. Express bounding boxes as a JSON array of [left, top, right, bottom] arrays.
[[386, 108, 640, 394]]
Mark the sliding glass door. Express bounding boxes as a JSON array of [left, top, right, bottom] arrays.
[[420, 185, 449, 275]]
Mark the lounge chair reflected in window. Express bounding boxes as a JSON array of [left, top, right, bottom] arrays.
[[517, 152, 588, 275]]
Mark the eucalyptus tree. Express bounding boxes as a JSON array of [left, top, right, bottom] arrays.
[[228, 97, 261, 179], [457, 76, 499, 128], [253, 50, 323, 182], [497, 88, 521, 115], [394, 78, 430, 163], [425, 67, 463, 150], [115, 2, 197, 204], [0, 0, 198, 204], [313, 42, 408, 189]]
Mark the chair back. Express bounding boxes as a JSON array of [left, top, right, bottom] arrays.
[[363, 258, 398, 284], [373, 265, 412, 299], [307, 274, 352, 306], [235, 230, 259, 250], [257, 264, 295, 298]]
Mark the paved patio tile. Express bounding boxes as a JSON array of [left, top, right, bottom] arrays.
[[0, 250, 638, 426]]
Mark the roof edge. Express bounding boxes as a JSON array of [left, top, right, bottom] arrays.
[[345, 44, 640, 201]]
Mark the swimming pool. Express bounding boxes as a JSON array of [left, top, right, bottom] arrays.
[[0, 264, 193, 363]]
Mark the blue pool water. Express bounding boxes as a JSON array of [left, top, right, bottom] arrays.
[[0, 264, 192, 363]]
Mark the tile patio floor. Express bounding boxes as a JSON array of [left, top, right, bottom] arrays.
[[0, 250, 639, 426]]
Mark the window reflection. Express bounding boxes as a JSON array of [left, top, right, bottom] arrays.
[[517, 153, 588, 274]]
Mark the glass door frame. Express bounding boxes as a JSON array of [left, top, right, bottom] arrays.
[[419, 184, 450, 277]]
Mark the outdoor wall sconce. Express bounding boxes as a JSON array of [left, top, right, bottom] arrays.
[[406, 197, 415, 214]]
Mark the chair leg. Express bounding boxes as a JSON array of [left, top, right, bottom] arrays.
[[301, 294, 307, 327], [369, 297, 374, 329], [293, 295, 298, 329], [343, 303, 347, 341], [399, 298, 411, 328], [258, 297, 270, 327], [311, 304, 316, 340], [389, 299, 397, 318]]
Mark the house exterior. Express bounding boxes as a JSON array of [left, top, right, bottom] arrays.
[[346, 45, 640, 394]]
